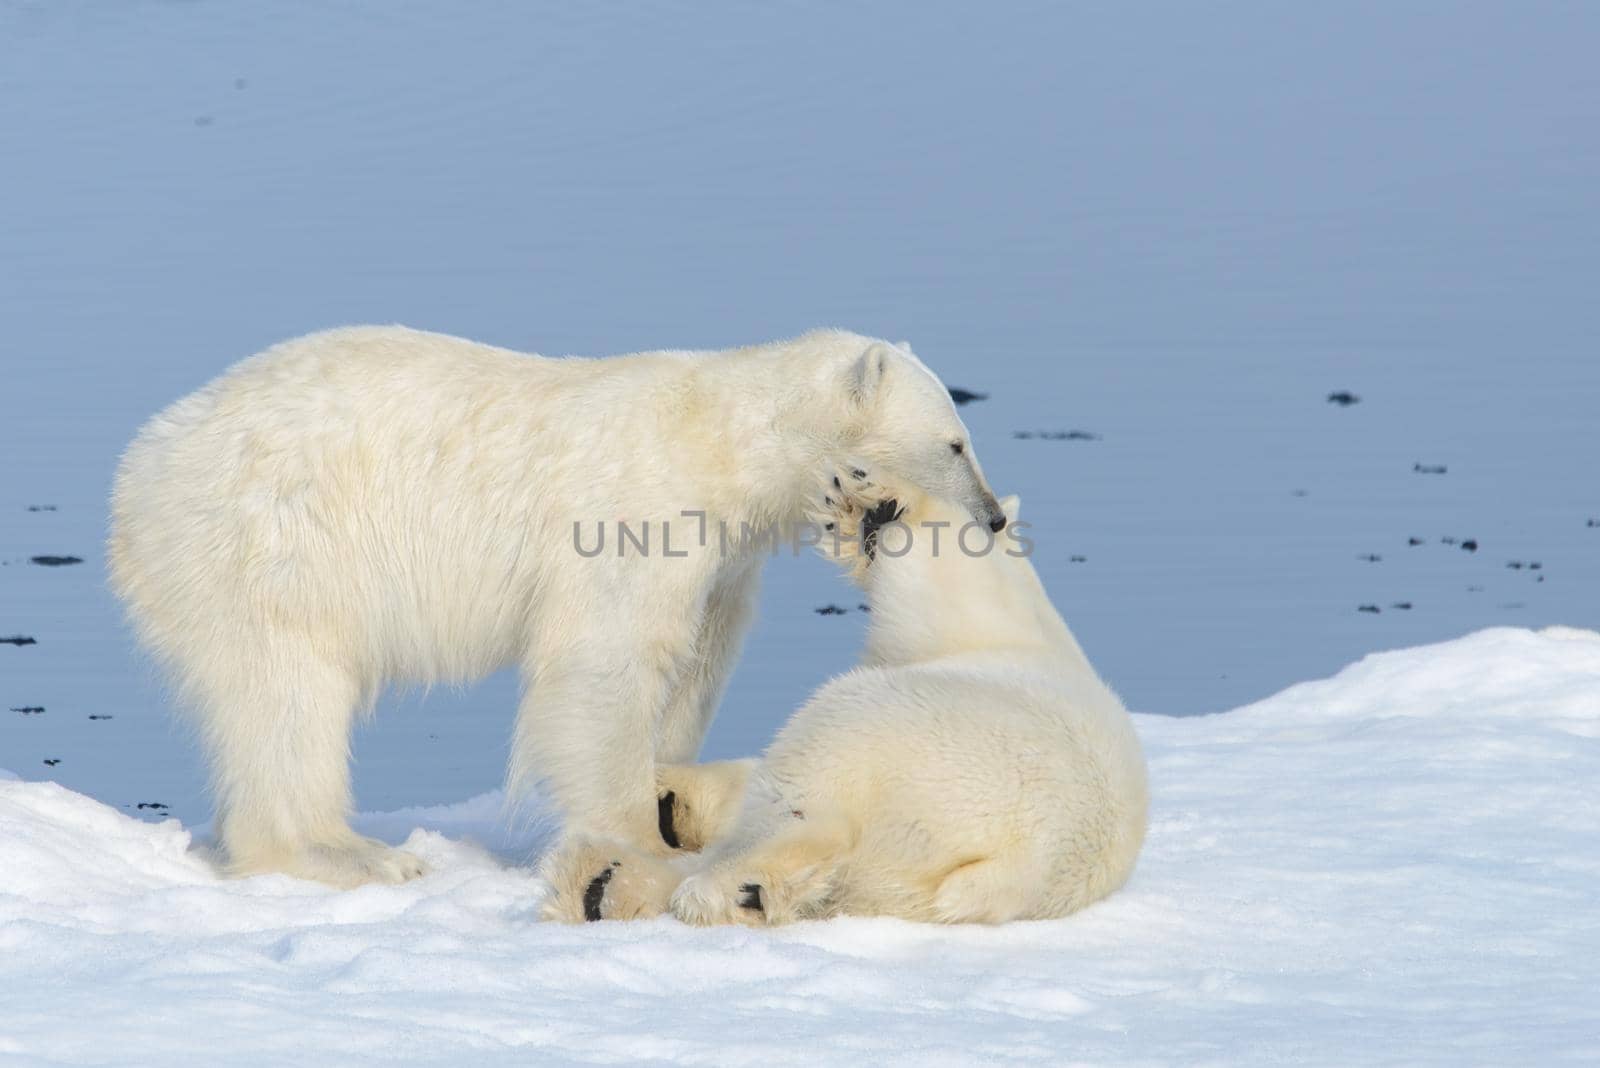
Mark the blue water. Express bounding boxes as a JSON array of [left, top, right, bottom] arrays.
[[3, 2, 1596, 820]]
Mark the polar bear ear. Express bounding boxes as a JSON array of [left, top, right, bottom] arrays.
[[1000, 494, 1021, 523], [845, 342, 893, 407]]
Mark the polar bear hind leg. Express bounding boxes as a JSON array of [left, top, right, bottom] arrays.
[[929, 849, 1049, 924], [192, 628, 426, 888]]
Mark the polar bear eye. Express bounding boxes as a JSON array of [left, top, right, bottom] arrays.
[[949, 441, 965, 455]]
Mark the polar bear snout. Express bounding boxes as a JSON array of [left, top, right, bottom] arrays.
[[972, 496, 1007, 532]]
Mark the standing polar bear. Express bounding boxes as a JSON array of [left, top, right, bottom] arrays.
[[544, 474, 1149, 925], [109, 326, 1005, 887]]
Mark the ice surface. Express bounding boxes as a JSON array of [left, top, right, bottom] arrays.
[[3, 2, 1599, 821], [2, 628, 1597, 1064]]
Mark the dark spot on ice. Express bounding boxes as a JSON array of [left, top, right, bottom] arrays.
[[1358, 553, 1382, 563], [194, 115, 214, 127], [1291, 489, 1308, 497], [1070, 555, 1087, 563], [1507, 561, 1525, 570], [1016, 429, 1100, 442], [43, 758, 60, 766], [582, 865, 615, 921], [1326, 391, 1361, 406], [1588, 519, 1599, 528], [658, 790, 681, 849], [1392, 601, 1414, 610], [1358, 604, 1381, 614], [814, 604, 849, 616], [136, 802, 168, 811], [11, 706, 44, 715], [738, 884, 764, 912], [88, 714, 112, 720], [947, 387, 988, 406], [1, 635, 38, 646], [234, 78, 248, 90], [1461, 539, 1478, 552], [1408, 537, 1425, 546], [857, 603, 870, 613], [1441, 537, 1457, 546], [1414, 463, 1447, 475], [1467, 585, 1484, 592], [26, 505, 57, 512], [1529, 562, 1543, 571], [30, 555, 83, 567]]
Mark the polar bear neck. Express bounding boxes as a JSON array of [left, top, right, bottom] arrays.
[[858, 501, 1097, 680]]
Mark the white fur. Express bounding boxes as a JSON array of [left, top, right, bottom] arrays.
[[108, 326, 1000, 887], [544, 480, 1148, 925]]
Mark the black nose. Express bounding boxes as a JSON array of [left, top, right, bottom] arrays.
[[988, 515, 1007, 533]]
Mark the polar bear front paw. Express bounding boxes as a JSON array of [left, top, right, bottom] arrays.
[[539, 837, 681, 923], [656, 759, 758, 852], [669, 870, 770, 927], [809, 466, 904, 575], [807, 466, 877, 534]]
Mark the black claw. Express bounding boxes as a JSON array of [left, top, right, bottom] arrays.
[[583, 866, 615, 921], [738, 883, 764, 912], [832, 475, 842, 489], [851, 468, 867, 479], [658, 790, 681, 849], [860, 498, 904, 561]]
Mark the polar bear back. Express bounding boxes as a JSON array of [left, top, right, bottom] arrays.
[[108, 326, 723, 686]]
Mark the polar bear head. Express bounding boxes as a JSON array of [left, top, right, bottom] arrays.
[[809, 475, 1065, 664], [827, 338, 1006, 533]]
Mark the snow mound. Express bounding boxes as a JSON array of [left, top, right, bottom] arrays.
[[3, 627, 1598, 1064]]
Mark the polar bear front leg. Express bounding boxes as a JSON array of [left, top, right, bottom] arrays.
[[652, 559, 762, 767], [512, 640, 670, 854]]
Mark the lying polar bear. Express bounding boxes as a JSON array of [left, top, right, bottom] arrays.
[[543, 472, 1148, 925]]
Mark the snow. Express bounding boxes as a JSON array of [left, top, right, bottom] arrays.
[[4, 627, 1597, 1065]]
